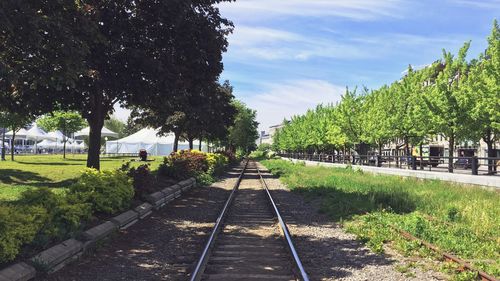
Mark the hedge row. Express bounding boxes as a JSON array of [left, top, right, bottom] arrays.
[[0, 169, 133, 264], [159, 150, 230, 186]]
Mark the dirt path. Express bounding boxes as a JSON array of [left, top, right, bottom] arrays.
[[37, 166, 243, 281], [256, 162, 446, 281]]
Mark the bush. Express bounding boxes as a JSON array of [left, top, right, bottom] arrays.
[[196, 172, 215, 186], [206, 153, 228, 176], [158, 150, 209, 180], [0, 204, 46, 263], [68, 169, 134, 215], [121, 162, 155, 199], [18, 188, 92, 246]]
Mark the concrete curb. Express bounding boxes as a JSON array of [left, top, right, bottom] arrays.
[[0, 177, 197, 281]]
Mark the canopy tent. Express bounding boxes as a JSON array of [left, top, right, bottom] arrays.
[[47, 130, 66, 141], [5, 128, 30, 138], [105, 128, 207, 156], [74, 127, 119, 138], [37, 139, 62, 149]]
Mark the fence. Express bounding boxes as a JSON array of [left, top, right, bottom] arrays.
[[279, 153, 500, 176]]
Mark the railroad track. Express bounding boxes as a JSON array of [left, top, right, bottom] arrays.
[[190, 160, 309, 281]]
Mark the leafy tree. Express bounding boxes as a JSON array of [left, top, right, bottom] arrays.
[[227, 101, 259, 153], [104, 117, 126, 139], [337, 87, 367, 154], [2, 113, 31, 161], [362, 86, 394, 155], [390, 67, 431, 157], [37, 111, 86, 159], [123, 116, 145, 137], [424, 42, 472, 172], [464, 20, 500, 173], [0, 0, 233, 169]]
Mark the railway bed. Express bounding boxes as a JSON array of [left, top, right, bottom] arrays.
[[190, 160, 309, 281]]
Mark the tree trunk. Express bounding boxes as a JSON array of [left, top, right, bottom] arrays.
[[198, 138, 202, 151], [486, 140, 494, 174], [86, 112, 105, 170], [188, 137, 194, 150], [378, 143, 382, 156], [1, 128, 5, 161], [448, 135, 454, 173], [419, 143, 423, 170], [404, 136, 410, 157], [63, 138, 67, 159], [173, 132, 179, 152], [10, 130, 15, 161]]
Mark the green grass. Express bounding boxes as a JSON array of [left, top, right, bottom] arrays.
[[261, 159, 500, 278], [0, 155, 162, 201]]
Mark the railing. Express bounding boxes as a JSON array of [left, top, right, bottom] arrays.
[[279, 153, 500, 176]]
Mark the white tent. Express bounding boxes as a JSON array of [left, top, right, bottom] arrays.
[[47, 130, 66, 141], [37, 139, 62, 150], [105, 128, 207, 156], [74, 127, 119, 138], [5, 128, 30, 138]]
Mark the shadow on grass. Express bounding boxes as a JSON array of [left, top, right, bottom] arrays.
[[296, 186, 416, 221], [0, 169, 51, 185]]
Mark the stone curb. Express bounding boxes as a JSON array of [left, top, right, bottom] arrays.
[[0, 177, 196, 281]]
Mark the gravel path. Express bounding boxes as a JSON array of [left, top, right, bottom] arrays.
[[38, 165, 243, 281], [257, 162, 446, 281]]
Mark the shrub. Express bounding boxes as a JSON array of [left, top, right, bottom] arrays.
[[0, 204, 46, 263], [68, 169, 134, 215], [196, 172, 215, 186], [121, 162, 155, 199], [206, 153, 228, 176], [158, 150, 209, 180], [18, 188, 92, 246]]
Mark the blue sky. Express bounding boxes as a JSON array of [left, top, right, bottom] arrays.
[[216, 0, 500, 131]]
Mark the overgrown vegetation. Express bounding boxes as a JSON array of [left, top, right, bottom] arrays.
[[262, 159, 500, 278]]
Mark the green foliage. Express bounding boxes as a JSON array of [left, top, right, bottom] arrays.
[[68, 169, 134, 215], [0, 204, 45, 263], [104, 117, 126, 138], [159, 150, 209, 180], [273, 21, 499, 162], [120, 162, 155, 199], [37, 111, 86, 137], [206, 153, 229, 176], [18, 188, 91, 246], [158, 150, 229, 186], [227, 101, 259, 153], [262, 159, 500, 277]]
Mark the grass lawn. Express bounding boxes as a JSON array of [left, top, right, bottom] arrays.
[[261, 159, 500, 279], [0, 155, 162, 202]]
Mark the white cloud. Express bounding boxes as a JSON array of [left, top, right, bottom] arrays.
[[227, 25, 468, 63], [219, 0, 404, 22], [227, 25, 377, 61], [239, 80, 345, 131]]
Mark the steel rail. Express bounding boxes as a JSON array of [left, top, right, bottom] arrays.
[[189, 159, 249, 281], [257, 167, 310, 281]]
